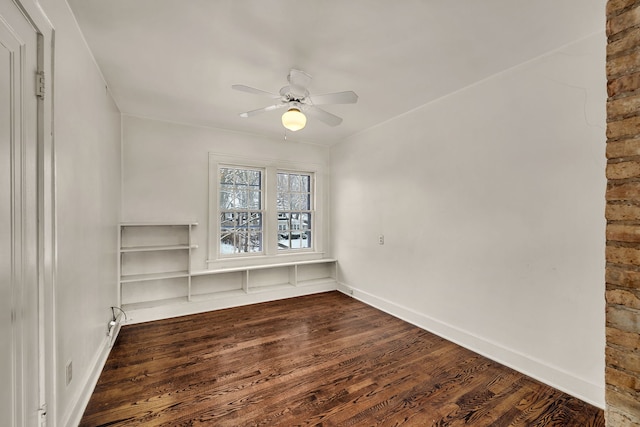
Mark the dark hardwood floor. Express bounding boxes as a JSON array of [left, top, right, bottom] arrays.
[[80, 292, 604, 426]]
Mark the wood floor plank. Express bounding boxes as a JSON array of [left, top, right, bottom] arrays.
[[80, 292, 604, 426]]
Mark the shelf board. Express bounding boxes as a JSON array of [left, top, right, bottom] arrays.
[[120, 244, 195, 253], [191, 268, 246, 276], [122, 296, 189, 311], [249, 283, 295, 293], [297, 277, 337, 287], [191, 258, 338, 276], [121, 222, 198, 227], [292, 258, 338, 266], [120, 271, 189, 283], [189, 289, 247, 302]]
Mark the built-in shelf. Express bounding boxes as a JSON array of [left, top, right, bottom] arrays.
[[190, 258, 337, 296], [297, 277, 335, 287], [120, 244, 196, 253], [120, 222, 198, 227], [121, 296, 189, 311], [120, 271, 190, 283], [118, 222, 338, 323], [189, 289, 247, 302], [119, 222, 197, 311]]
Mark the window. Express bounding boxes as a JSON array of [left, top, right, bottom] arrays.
[[277, 172, 313, 250], [219, 166, 263, 255], [208, 153, 324, 264]]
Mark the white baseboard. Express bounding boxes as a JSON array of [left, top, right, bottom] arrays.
[[336, 282, 605, 409], [61, 326, 124, 427]]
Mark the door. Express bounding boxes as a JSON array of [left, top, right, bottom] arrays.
[[0, 0, 41, 425]]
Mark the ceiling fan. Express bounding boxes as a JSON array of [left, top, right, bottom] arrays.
[[232, 69, 358, 131]]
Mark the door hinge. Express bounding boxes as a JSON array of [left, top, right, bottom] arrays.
[[36, 71, 45, 100]]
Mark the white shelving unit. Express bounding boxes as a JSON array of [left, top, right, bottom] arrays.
[[118, 222, 338, 323], [189, 259, 338, 300], [119, 222, 197, 310]]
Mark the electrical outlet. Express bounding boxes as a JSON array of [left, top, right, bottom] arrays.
[[66, 361, 72, 386], [378, 234, 384, 245]]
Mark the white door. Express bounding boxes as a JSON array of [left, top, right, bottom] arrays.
[[0, 0, 41, 426]]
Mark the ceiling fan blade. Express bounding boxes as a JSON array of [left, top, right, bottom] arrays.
[[232, 84, 280, 98], [308, 91, 358, 105], [239, 103, 287, 118], [303, 106, 343, 127], [288, 69, 312, 95]]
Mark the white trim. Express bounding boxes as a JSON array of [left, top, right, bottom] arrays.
[[5, 1, 56, 425], [336, 282, 605, 409], [60, 332, 121, 427]]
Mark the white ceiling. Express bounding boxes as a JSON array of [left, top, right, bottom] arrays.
[[67, 0, 604, 145]]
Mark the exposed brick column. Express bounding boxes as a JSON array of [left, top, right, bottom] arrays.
[[607, 1, 640, 424]]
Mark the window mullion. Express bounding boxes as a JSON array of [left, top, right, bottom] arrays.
[[264, 167, 277, 256]]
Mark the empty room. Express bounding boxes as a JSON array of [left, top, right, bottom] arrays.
[[4, 0, 640, 425]]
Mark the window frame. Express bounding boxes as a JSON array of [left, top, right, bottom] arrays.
[[207, 153, 325, 269], [218, 165, 265, 257], [276, 170, 314, 252]]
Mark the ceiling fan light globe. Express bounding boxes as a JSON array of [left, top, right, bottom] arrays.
[[282, 108, 306, 131]]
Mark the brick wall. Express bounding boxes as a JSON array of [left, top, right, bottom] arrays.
[[607, 1, 640, 424]]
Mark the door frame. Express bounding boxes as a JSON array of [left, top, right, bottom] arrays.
[[10, 0, 55, 425]]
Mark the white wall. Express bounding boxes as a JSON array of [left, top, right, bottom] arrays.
[[121, 115, 330, 271], [35, 0, 122, 425], [331, 33, 606, 407]]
